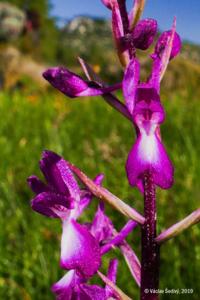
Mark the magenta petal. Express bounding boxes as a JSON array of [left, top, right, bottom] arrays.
[[27, 175, 48, 194], [105, 259, 118, 298], [40, 150, 80, 202], [51, 270, 76, 299], [90, 203, 114, 243], [101, 220, 137, 254], [123, 58, 140, 115], [31, 192, 73, 218], [119, 242, 141, 287], [80, 284, 106, 300], [132, 18, 157, 50], [133, 86, 165, 126], [149, 19, 181, 90], [154, 30, 181, 60], [93, 173, 104, 186], [43, 67, 120, 98], [126, 133, 174, 190], [107, 259, 118, 283], [60, 219, 101, 278]]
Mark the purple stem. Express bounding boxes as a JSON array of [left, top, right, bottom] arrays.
[[141, 171, 160, 300], [102, 93, 132, 121], [101, 220, 137, 254]]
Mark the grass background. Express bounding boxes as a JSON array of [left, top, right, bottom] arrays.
[[0, 89, 199, 299]]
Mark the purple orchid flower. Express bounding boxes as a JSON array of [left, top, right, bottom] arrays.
[[125, 82, 174, 191], [52, 259, 119, 300], [28, 150, 103, 278], [52, 261, 118, 300], [43, 67, 121, 98]]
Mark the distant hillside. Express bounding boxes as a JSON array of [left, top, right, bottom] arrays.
[[58, 16, 200, 98]]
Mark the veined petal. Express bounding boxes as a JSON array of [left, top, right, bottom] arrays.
[[51, 270, 76, 299], [123, 58, 140, 115], [79, 284, 106, 300], [107, 258, 118, 283], [31, 192, 73, 218], [154, 30, 181, 60], [27, 175, 49, 194], [132, 18, 157, 50], [106, 259, 118, 298], [150, 18, 181, 90], [126, 132, 174, 190], [90, 202, 114, 243], [43, 67, 120, 98], [40, 150, 80, 202], [119, 242, 141, 287], [101, 220, 137, 255], [60, 219, 101, 278]]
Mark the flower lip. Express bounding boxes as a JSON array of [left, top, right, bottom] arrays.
[[60, 219, 101, 278]]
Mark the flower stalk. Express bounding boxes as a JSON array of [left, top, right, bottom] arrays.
[[141, 171, 160, 300]]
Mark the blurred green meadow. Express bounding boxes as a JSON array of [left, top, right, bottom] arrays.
[[0, 88, 200, 299]]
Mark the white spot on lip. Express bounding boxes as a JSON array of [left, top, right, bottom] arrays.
[[61, 219, 81, 263], [139, 133, 158, 163]]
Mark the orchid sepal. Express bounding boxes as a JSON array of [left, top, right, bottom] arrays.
[[156, 208, 200, 244]]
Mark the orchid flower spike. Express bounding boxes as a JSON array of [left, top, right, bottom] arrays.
[[28, 150, 104, 278]]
